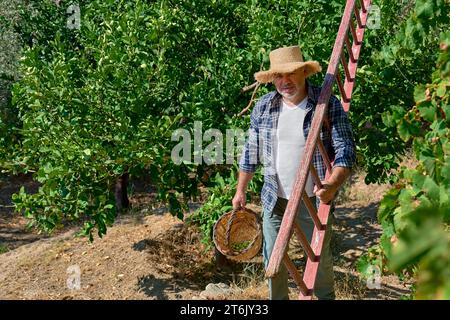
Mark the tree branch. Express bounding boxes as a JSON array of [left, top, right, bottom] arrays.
[[238, 82, 261, 117], [241, 81, 259, 93]]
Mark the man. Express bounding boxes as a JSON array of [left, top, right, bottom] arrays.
[[233, 45, 356, 300]]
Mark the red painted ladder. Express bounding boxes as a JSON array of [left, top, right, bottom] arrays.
[[265, 0, 372, 300]]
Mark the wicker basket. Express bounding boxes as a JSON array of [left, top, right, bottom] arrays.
[[213, 207, 262, 262]]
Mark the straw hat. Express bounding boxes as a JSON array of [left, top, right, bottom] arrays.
[[254, 46, 322, 83], [213, 207, 262, 262]]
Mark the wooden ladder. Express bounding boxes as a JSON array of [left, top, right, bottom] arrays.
[[265, 0, 372, 300]]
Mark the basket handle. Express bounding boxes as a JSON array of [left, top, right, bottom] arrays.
[[224, 208, 238, 247]]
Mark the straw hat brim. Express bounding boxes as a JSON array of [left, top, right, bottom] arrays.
[[254, 61, 322, 83]]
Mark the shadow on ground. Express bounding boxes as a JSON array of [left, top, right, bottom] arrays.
[[0, 174, 45, 251], [332, 202, 382, 267], [132, 229, 241, 299]]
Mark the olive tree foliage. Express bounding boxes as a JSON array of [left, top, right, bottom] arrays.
[[1, 0, 344, 239], [358, 0, 449, 299], [1, 0, 446, 239], [349, 0, 448, 183], [0, 0, 25, 170]]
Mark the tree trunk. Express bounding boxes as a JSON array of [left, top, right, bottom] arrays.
[[115, 170, 130, 212]]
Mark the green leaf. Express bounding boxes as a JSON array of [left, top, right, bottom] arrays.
[[390, 219, 443, 272], [435, 83, 447, 98], [443, 104, 450, 124], [441, 157, 450, 185], [356, 254, 371, 276], [411, 170, 427, 190], [378, 187, 401, 223], [415, 0, 435, 19], [43, 163, 53, 174], [422, 176, 440, 201], [417, 101, 436, 122], [220, 205, 232, 212], [380, 222, 395, 258], [414, 85, 427, 103], [397, 121, 412, 141], [393, 206, 411, 232]]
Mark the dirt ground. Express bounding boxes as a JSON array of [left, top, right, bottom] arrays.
[[0, 172, 413, 300]]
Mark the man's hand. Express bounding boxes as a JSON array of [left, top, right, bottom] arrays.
[[313, 167, 351, 204], [313, 181, 338, 204], [232, 191, 246, 209], [232, 171, 254, 210]]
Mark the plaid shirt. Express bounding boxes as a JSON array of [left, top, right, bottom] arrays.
[[239, 82, 356, 214]]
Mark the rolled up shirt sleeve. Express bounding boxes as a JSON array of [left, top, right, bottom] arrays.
[[329, 96, 356, 169]]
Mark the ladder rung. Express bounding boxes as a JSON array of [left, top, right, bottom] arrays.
[[340, 51, 352, 81], [359, 0, 367, 13], [336, 72, 350, 102], [349, 21, 360, 45], [345, 36, 356, 63], [317, 140, 332, 173], [309, 164, 323, 189], [354, 4, 363, 28], [302, 192, 323, 230], [283, 254, 311, 296], [293, 222, 318, 261]]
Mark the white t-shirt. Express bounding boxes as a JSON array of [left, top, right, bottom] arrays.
[[274, 97, 314, 199]]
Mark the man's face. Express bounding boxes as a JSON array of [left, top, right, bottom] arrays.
[[273, 68, 307, 101]]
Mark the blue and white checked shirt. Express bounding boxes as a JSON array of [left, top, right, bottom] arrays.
[[239, 82, 356, 214]]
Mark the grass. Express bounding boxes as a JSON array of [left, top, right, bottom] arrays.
[[222, 261, 268, 300], [334, 268, 367, 299], [0, 244, 9, 254]]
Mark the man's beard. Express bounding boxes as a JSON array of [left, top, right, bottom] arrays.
[[279, 89, 298, 101]]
